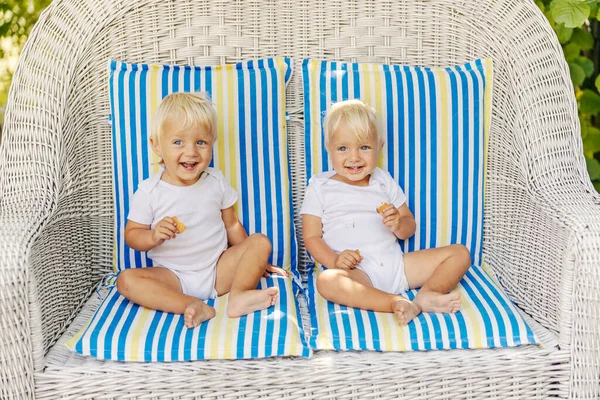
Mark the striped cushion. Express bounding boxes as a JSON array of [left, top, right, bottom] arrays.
[[307, 265, 537, 351], [67, 58, 308, 361], [66, 275, 311, 360], [112, 57, 298, 277], [303, 58, 492, 265]]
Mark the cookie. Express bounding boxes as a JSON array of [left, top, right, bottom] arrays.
[[376, 202, 389, 215], [172, 216, 186, 233]]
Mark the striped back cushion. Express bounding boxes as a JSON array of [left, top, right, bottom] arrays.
[[111, 58, 297, 275], [303, 59, 492, 265]]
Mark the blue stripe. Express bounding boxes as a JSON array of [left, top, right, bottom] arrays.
[[116, 302, 140, 360], [366, 310, 381, 351], [170, 317, 185, 361], [307, 265, 320, 349], [127, 70, 143, 269], [237, 65, 250, 231], [183, 65, 191, 92], [454, 304, 470, 349], [80, 287, 119, 355], [416, 67, 428, 251], [405, 67, 416, 253], [460, 272, 495, 348], [338, 304, 353, 350], [144, 311, 163, 361], [172, 66, 179, 93], [157, 313, 175, 362], [268, 58, 285, 268], [117, 69, 131, 269], [103, 296, 129, 359], [383, 63, 394, 174], [472, 60, 484, 264], [457, 65, 470, 248], [161, 67, 169, 98], [249, 60, 262, 234], [327, 298, 341, 350], [264, 277, 275, 356], [236, 313, 248, 358], [341, 62, 348, 101], [404, 291, 420, 350], [109, 65, 123, 271], [251, 289, 262, 358], [184, 323, 194, 360], [353, 308, 367, 350], [447, 67, 459, 246], [196, 298, 214, 359], [276, 276, 288, 355], [259, 59, 274, 258]]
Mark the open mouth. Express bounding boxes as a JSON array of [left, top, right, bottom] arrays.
[[345, 166, 364, 174], [180, 162, 198, 171]]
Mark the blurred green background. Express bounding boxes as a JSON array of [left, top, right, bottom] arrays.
[[1, 0, 599, 190]]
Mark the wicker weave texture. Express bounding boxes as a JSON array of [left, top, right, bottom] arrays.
[[1, 0, 599, 398]]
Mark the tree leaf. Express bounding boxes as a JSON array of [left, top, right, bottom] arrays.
[[573, 56, 595, 77], [554, 23, 574, 43], [595, 75, 600, 92], [570, 27, 594, 50], [563, 42, 581, 60], [552, 0, 590, 28], [580, 114, 591, 139], [569, 62, 586, 86], [593, 181, 600, 193], [585, 157, 600, 180], [579, 89, 600, 114], [583, 126, 600, 154]]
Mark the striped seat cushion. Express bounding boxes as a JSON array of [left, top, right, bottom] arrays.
[[67, 275, 311, 360], [112, 57, 298, 278], [303, 58, 492, 264], [68, 57, 308, 361], [307, 265, 536, 351], [302, 58, 539, 351]]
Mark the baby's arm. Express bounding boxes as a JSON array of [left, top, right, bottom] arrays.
[[125, 218, 177, 251], [302, 214, 362, 269], [379, 203, 416, 240], [221, 206, 248, 246]]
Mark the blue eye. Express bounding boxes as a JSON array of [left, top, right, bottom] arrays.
[[197, 140, 207, 146], [337, 146, 347, 151], [173, 140, 182, 145], [360, 145, 370, 150]]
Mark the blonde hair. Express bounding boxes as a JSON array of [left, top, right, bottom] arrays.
[[323, 99, 383, 149], [151, 92, 217, 145]]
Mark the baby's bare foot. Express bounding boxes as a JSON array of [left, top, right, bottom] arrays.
[[393, 297, 421, 325], [414, 290, 461, 314], [227, 287, 279, 318], [184, 300, 216, 328]]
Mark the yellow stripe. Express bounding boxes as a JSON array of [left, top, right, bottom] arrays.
[[210, 295, 228, 357], [483, 59, 493, 192], [437, 68, 450, 246], [379, 311, 393, 350], [314, 266, 332, 349], [227, 65, 240, 216], [278, 59, 292, 270], [65, 316, 94, 349], [457, 285, 484, 348], [148, 65, 161, 174], [128, 307, 151, 362], [310, 60, 320, 177], [222, 303, 235, 359], [215, 65, 226, 183]]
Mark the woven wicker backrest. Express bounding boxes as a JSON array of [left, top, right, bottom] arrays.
[[4, 0, 582, 359]]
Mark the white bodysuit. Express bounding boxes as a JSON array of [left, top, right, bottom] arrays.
[[128, 167, 237, 299], [300, 167, 409, 294]]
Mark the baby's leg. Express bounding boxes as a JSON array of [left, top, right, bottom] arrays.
[[116, 267, 215, 328], [317, 268, 420, 325], [403, 244, 471, 314], [215, 233, 278, 318]]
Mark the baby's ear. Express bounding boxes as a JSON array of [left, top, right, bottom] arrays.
[[149, 136, 162, 157]]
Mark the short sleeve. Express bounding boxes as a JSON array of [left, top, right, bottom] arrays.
[[375, 168, 406, 208], [300, 184, 324, 218], [220, 177, 238, 209], [127, 189, 154, 225]]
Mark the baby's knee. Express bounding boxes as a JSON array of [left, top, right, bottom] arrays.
[[116, 269, 134, 295], [248, 233, 272, 253], [452, 244, 471, 268], [316, 269, 341, 295]]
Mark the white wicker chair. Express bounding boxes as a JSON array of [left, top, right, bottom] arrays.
[[2, 0, 599, 398]]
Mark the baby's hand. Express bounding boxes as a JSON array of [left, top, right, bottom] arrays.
[[263, 264, 289, 278], [151, 217, 178, 245], [379, 204, 402, 234], [334, 249, 362, 270]]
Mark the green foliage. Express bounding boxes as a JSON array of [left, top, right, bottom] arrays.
[[539, 0, 600, 191]]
